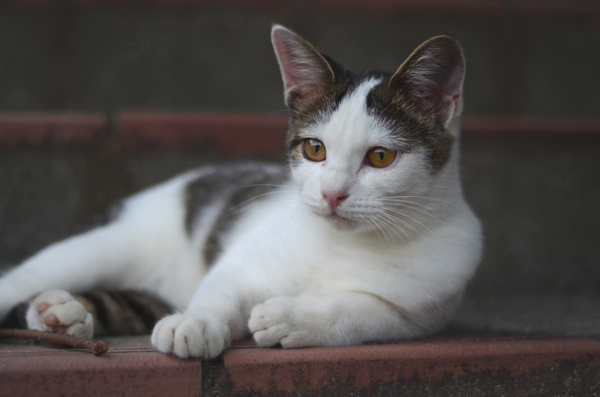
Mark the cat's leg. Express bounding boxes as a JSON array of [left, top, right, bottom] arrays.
[[1, 171, 204, 337], [151, 263, 267, 360], [248, 292, 455, 348], [0, 224, 134, 335]]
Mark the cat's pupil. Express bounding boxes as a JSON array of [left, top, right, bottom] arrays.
[[377, 150, 384, 160], [309, 140, 321, 152]]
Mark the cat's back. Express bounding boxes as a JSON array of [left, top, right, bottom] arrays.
[[125, 161, 288, 254]]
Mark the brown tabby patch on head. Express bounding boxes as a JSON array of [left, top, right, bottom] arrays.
[[284, 55, 349, 156], [367, 81, 455, 171], [365, 35, 465, 171]]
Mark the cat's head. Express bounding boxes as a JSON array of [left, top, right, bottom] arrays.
[[272, 25, 465, 235]]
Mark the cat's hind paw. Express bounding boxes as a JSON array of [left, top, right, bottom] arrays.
[[151, 312, 231, 360], [26, 290, 94, 339]]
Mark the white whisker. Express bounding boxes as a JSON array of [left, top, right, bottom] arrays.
[[380, 195, 460, 208], [380, 207, 434, 238], [372, 209, 414, 244]]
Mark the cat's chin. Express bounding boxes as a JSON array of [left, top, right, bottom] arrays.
[[324, 213, 360, 232]]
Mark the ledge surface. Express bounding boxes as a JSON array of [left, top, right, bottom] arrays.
[[1, 335, 599, 396], [0, 338, 202, 397]]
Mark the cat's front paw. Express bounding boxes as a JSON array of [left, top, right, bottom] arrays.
[[249, 296, 315, 348], [26, 290, 93, 339], [151, 312, 231, 360]]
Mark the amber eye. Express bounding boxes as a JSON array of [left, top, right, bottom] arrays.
[[367, 147, 397, 168], [303, 139, 327, 162]]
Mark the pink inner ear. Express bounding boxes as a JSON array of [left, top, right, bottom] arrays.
[[442, 66, 464, 124], [272, 33, 312, 105], [442, 64, 464, 103], [426, 63, 464, 126], [271, 27, 332, 107], [272, 34, 299, 93]]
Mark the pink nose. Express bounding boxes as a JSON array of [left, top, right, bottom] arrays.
[[323, 191, 349, 211]]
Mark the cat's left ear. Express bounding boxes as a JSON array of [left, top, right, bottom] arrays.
[[391, 35, 465, 128], [271, 24, 337, 109]]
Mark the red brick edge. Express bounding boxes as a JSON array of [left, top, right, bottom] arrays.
[[217, 337, 600, 395], [118, 112, 289, 155], [462, 116, 600, 137], [0, 113, 107, 149], [0, 340, 202, 397], [1, 336, 598, 396], [1, 112, 599, 153]]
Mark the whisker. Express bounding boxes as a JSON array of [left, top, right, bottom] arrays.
[[359, 213, 391, 250], [227, 190, 296, 214], [379, 207, 433, 238], [372, 209, 414, 244], [379, 196, 461, 208], [381, 201, 444, 224], [235, 183, 295, 190], [374, 198, 437, 211], [374, 214, 412, 246]]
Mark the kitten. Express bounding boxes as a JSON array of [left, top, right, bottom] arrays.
[[0, 25, 482, 360]]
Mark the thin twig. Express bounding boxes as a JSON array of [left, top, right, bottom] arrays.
[[0, 329, 108, 356]]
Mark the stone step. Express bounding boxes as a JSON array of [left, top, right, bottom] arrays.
[[1, 334, 599, 396]]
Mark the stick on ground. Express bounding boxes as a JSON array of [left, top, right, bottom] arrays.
[[0, 329, 108, 356]]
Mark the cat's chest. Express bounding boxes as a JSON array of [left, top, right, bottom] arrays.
[[229, 195, 420, 272], [301, 233, 418, 280]]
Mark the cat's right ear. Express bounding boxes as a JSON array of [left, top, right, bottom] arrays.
[[271, 25, 336, 109], [390, 35, 465, 129]]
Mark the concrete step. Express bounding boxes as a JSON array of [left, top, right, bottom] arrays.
[[1, 334, 599, 396], [2, 294, 600, 396]]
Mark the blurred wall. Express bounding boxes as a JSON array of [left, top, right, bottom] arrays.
[[0, 1, 599, 117], [1, 1, 599, 298]]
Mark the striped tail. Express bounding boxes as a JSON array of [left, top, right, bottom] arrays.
[[1, 290, 172, 336]]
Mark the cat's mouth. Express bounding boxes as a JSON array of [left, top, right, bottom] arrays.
[[324, 212, 358, 231], [304, 198, 359, 231]]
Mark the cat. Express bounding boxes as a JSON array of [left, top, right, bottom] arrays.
[[0, 25, 482, 360]]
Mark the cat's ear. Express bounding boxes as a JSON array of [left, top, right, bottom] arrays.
[[271, 25, 336, 108], [390, 35, 465, 128]]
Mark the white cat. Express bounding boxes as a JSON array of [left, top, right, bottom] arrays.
[[0, 25, 482, 360]]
